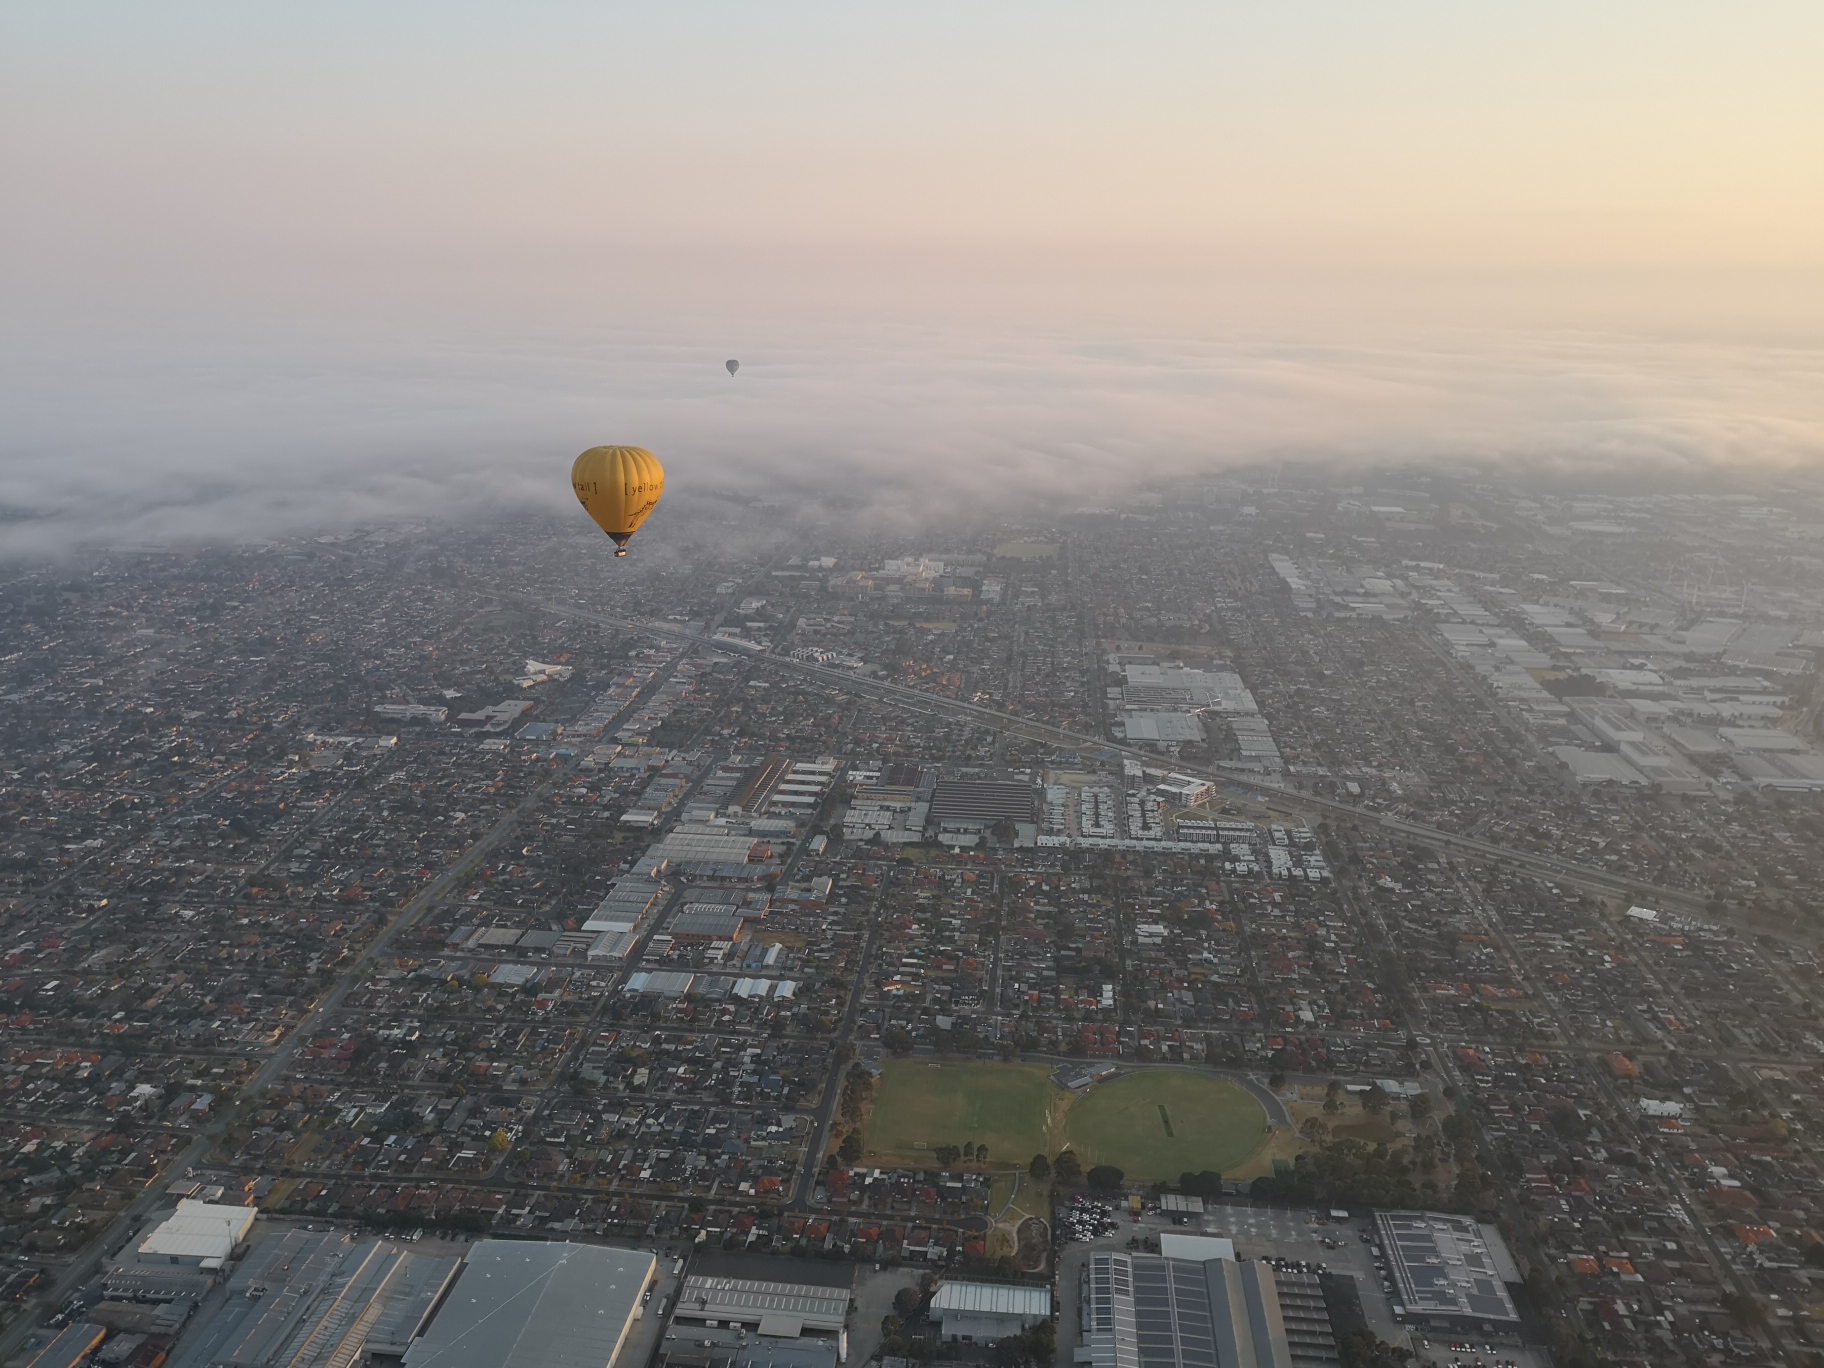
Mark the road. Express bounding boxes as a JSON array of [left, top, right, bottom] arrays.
[[788, 869, 892, 1207], [495, 591, 1806, 942]]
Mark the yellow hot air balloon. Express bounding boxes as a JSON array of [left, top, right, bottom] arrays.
[[571, 445, 664, 557]]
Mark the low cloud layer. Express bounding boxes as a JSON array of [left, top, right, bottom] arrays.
[[4, 304, 1823, 561]]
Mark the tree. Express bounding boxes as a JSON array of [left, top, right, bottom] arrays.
[[1547, 1107, 1583, 1140], [963, 1142, 976, 1160], [1029, 1153, 1051, 1180], [1411, 1134, 1440, 1172], [1178, 1170, 1223, 1197], [995, 1320, 1055, 1368], [1408, 1093, 1433, 1123], [838, 1132, 863, 1164], [881, 1315, 903, 1342], [893, 1286, 922, 1318], [975, 1144, 989, 1164], [1052, 1150, 1082, 1183], [934, 1144, 962, 1169], [838, 1070, 874, 1127], [1268, 1070, 1287, 1089], [1721, 1290, 1766, 1330], [1337, 1328, 1412, 1368], [1087, 1164, 1125, 1190], [883, 1027, 915, 1055], [1440, 1112, 1476, 1159], [1361, 1083, 1389, 1116]]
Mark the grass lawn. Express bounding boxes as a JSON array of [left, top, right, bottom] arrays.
[[1064, 1070, 1269, 1181], [859, 1060, 1058, 1168], [1330, 1115, 1400, 1145]]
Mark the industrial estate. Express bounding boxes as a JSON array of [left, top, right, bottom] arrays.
[[5, 475, 1824, 1368]]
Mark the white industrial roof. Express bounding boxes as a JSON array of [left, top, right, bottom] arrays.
[[931, 1282, 1052, 1317], [138, 1199, 256, 1262]]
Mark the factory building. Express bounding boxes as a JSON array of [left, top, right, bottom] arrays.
[[134, 1199, 257, 1269], [166, 1229, 460, 1368], [930, 1281, 1051, 1343], [1373, 1211, 1520, 1330], [403, 1241, 656, 1368], [1080, 1250, 1293, 1368], [672, 1273, 851, 1362]]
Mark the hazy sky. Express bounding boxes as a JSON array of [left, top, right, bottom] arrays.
[[5, 2, 1823, 553]]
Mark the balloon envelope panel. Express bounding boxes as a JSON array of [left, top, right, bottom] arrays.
[[572, 446, 664, 545]]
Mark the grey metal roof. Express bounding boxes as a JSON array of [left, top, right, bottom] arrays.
[[366, 1252, 464, 1357], [403, 1242, 654, 1368], [1081, 1252, 1293, 1368], [931, 1282, 1051, 1317], [1375, 1211, 1520, 1324], [677, 1276, 850, 1332]]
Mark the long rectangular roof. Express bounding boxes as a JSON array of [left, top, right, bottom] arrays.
[[1375, 1211, 1519, 1323], [1080, 1252, 1292, 1368], [403, 1242, 654, 1368], [677, 1276, 850, 1332], [931, 1282, 1051, 1317], [927, 781, 1036, 824]]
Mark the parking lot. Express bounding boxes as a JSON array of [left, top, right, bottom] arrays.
[[1054, 1195, 1123, 1245], [1196, 1207, 1410, 1350], [1197, 1207, 1551, 1368], [1052, 1203, 1550, 1368], [1053, 1206, 1374, 1368]]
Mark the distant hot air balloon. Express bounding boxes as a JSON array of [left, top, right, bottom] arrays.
[[571, 446, 664, 557], [726, 359, 740, 376]]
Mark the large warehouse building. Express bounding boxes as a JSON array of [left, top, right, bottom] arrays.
[[403, 1241, 656, 1368], [167, 1229, 460, 1368], [1373, 1211, 1520, 1330], [1081, 1250, 1293, 1368], [135, 1199, 256, 1268], [673, 1273, 851, 1360], [931, 1281, 1051, 1343]]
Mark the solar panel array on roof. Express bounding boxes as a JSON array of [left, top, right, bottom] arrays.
[[1374, 1211, 1519, 1325], [1270, 1269, 1338, 1366], [926, 781, 1036, 825], [1081, 1252, 1293, 1368]]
